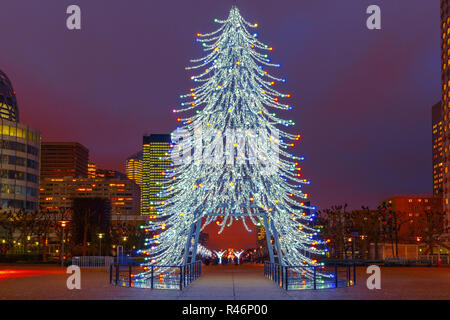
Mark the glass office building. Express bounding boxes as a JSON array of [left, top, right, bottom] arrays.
[[141, 134, 171, 216], [0, 70, 41, 211]]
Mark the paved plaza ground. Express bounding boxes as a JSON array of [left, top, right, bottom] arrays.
[[0, 264, 449, 300]]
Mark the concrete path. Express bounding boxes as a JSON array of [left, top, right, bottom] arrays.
[[178, 265, 290, 300], [0, 264, 449, 299]]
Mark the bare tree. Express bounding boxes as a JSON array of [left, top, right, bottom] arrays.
[[418, 210, 449, 256], [0, 210, 16, 248], [34, 208, 55, 261]]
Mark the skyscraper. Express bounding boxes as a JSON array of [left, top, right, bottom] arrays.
[[41, 142, 89, 178], [141, 134, 171, 216], [0, 70, 41, 212], [432, 102, 444, 196], [440, 0, 450, 236], [126, 151, 143, 187]]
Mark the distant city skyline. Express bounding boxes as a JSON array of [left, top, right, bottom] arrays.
[[0, 0, 440, 210]]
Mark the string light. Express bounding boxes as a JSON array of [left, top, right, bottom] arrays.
[[140, 6, 329, 280]]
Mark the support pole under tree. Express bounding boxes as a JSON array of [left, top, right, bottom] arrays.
[[190, 218, 202, 263], [270, 218, 282, 264], [183, 217, 196, 264], [263, 215, 275, 264]]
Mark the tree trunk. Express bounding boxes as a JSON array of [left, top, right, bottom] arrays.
[[82, 224, 88, 256], [428, 237, 433, 258], [394, 215, 399, 258], [41, 236, 47, 262]]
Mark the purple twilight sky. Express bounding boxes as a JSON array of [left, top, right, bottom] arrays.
[[0, 0, 441, 212]]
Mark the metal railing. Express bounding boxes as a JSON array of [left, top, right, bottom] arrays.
[[110, 260, 202, 290], [418, 255, 449, 265], [264, 261, 356, 290], [72, 256, 114, 269]]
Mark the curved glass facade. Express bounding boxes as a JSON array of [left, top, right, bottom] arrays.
[[0, 70, 19, 122], [0, 118, 40, 211]]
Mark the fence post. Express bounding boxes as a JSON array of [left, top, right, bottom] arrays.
[[271, 263, 274, 281], [279, 265, 281, 286], [128, 265, 132, 287], [275, 264, 277, 284], [313, 266, 317, 290], [335, 264, 338, 288], [353, 262, 356, 285], [179, 266, 183, 290], [183, 265, 186, 287], [151, 266, 154, 289], [115, 264, 119, 285], [187, 264, 190, 284], [269, 263, 272, 280], [274, 265, 276, 284], [284, 266, 288, 290], [109, 264, 113, 284], [278, 264, 281, 286], [185, 265, 188, 286], [346, 265, 350, 285]]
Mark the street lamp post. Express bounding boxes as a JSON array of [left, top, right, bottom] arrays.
[[59, 221, 69, 267], [98, 233, 105, 256]]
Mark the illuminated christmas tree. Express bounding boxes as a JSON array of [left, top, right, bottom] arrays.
[[140, 6, 329, 278]]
